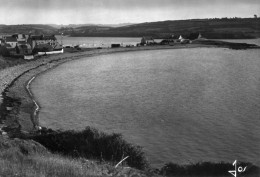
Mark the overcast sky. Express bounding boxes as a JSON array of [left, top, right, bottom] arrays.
[[0, 0, 259, 25]]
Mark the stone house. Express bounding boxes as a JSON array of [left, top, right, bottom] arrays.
[[28, 35, 58, 49]]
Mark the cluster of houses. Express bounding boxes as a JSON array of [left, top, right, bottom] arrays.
[[0, 32, 204, 58], [0, 34, 63, 59], [140, 33, 203, 46]]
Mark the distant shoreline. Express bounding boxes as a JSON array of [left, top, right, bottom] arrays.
[[0, 42, 259, 135]]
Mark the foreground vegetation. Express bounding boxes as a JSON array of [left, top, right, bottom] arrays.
[[28, 126, 149, 170], [0, 55, 27, 70], [28, 127, 260, 176], [0, 136, 153, 177], [1, 126, 259, 177]]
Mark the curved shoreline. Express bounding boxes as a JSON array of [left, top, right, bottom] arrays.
[[0, 43, 258, 135], [0, 45, 194, 134], [26, 76, 40, 121]]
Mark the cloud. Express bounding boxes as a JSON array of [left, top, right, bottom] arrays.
[[2, 0, 259, 11], [0, 0, 259, 24]]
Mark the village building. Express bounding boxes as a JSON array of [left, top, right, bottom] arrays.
[[27, 35, 58, 49], [169, 34, 183, 42], [5, 37, 18, 48], [161, 34, 192, 45], [32, 43, 53, 53], [15, 43, 32, 55], [12, 34, 27, 42], [178, 35, 185, 42], [161, 34, 182, 45], [179, 35, 190, 43], [141, 36, 154, 45]]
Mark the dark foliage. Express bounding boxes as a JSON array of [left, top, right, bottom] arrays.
[[0, 24, 56, 35], [30, 126, 149, 170], [193, 40, 259, 49], [188, 33, 200, 40], [32, 44, 53, 54], [64, 18, 260, 39], [0, 46, 10, 57]]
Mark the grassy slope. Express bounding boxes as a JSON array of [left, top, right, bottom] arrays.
[[0, 136, 110, 177], [0, 55, 27, 70], [68, 18, 260, 38], [0, 24, 57, 35], [1, 18, 259, 38], [0, 136, 156, 177], [1, 127, 259, 177]]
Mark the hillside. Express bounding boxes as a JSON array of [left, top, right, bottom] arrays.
[[65, 18, 260, 39], [0, 135, 157, 177], [0, 24, 57, 35], [49, 23, 134, 28], [1, 18, 259, 39]]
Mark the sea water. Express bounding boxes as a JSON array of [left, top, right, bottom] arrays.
[[31, 42, 260, 167]]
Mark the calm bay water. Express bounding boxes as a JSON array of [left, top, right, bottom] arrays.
[[31, 43, 260, 167], [55, 36, 142, 48]]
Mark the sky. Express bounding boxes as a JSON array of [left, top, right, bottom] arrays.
[[0, 0, 259, 25]]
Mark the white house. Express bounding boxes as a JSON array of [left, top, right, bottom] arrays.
[[178, 35, 185, 42]]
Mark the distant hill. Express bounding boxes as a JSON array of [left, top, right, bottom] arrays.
[[49, 23, 134, 29], [64, 18, 260, 39], [0, 24, 57, 35], [1, 18, 259, 39]]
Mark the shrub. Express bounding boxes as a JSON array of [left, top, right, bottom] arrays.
[[0, 46, 10, 57], [30, 126, 149, 170]]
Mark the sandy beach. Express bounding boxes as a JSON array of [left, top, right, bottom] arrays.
[[0, 43, 252, 135]]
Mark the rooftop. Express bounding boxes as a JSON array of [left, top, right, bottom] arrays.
[[5, 37, 17, 42]]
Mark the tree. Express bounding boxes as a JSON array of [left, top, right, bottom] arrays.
[[254, 14, 258, 18]]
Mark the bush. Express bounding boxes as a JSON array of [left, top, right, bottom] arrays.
[[30, 126, 149, 170], [0, 46, 10, 57]]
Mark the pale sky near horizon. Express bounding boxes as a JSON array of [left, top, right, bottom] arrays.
[[0, 0, 259, 25]]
